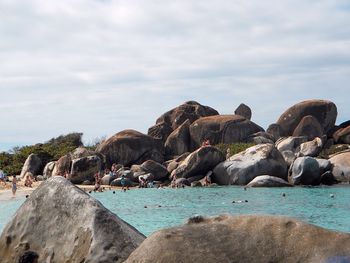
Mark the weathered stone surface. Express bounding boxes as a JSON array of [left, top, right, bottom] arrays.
[[213, 144, 287, 185], [299, 137, 323, 157], [275, 136, 308, 166], [125, 214, 350, 263], [71, 147, 96, 159], [70, 155, 102, 184], [315, 158, 332, 174], [266, 123, 282, 140], [288, 157, 320, 185], [329, 151, 350, 182], [147, 122, 173, 143], [0, 177, 145, 263], [320, 171, 338, 185], [20, 153, 42, 178], [140, 160, 168, 181], [276, 99, 337, 136], [247, 175, 292, 187], [164, 119, 191, 157], [175, 178, 190, 186], [234, 103, 252, 120], [171, 146, 225, 179], [333, 125, 350, 144], [101, 174, 115, 185], [189, 115, 264, 149], [96, 129, 164, 167], [292, 115, 324, 140], [53, 154, 72, 176], [43, 161, 56, 178]]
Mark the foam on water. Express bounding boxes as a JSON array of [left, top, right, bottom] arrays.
[[1, 186, 350, 236]]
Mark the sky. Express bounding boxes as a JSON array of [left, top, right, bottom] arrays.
[[0, 0, 350, 152]]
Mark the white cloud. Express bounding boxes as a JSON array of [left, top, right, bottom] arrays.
[[0, 0, 349, 151]]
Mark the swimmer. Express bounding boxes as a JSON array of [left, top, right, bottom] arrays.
[[282, 193, 286, 197], [330, 194, 335, 198]]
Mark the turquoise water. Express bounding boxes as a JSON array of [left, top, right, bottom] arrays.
[[1, 186, 350, 236]]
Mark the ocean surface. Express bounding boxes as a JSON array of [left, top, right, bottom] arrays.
[[1, 186, 350, 236]]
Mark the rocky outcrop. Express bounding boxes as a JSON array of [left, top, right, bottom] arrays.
[[53, 154, 72, 176], [70, 155, 102, 184], [164, 119, 191, 157], [148, 101, 218, 142], [333, 125, 350, 144], [20, 153, 42, 178], [171, 146, 225, 180], [247, 175, 292, 187], [288, 157, 320, 185], [125, 215, 350, 263], [234, 103, 252, 120], [329, 151, 350, 182], [213, 144, 287, 185], [0, 177, 145, 263], [189, 115, 264, 149], [276, 100, 337, 137], [292, 115, 324, 140], [43, 161, 56, 178], [275, 136, 308, 166], [96, 129, 164, 167]]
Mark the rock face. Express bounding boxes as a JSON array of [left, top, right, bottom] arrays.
[[43, 161, 56, 178], [299, 137, 323, 157], [140, 160, 168, 181], [288, 157, 320, 185], [148, 101, 218, 142], [213, 144, 287, 185], [189, 115, 264, 150], [247, 175, 292, 187], [70, 155, 102, 184], [96, 129, 164, 167], [234, 103, 252, 120], [333, 125, 350, 144], [164, 119, 191, 157], [275, 136, 308, 166], [124, 215, 350, 263], [171, 146, 225, 179], [276, 100, 337, 137], [329, 151, 350, 182], [292, 115, 324, 140], [0, 177, 145, 263], [20, 153, 42, 178], [53, 154, 72, 176]]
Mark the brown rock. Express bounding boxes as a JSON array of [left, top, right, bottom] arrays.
[[234, 103, 252, 120], [164, 119, 191, 157], [147, 122, 173, 143], [20, 153, 43, 178], [333, 125, 350, 144], [292, 115, 324, 140], [189, 115, 264, 150], [276, 99, 337, 136], [70, 155, 102, 184], [96, 129, 164, 167], [329, 151, 350, 182], [125, 215, 350, 263], [140, 160, 168, 181]]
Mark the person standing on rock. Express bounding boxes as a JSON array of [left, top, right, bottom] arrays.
[[12, 175, 17, 196]]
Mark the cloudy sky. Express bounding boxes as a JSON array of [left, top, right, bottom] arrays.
[[0, 0, 349, 151]]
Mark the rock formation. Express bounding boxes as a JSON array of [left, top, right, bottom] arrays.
[[20, 153, 42, 178]]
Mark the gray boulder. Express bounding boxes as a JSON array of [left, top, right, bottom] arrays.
[[247, 175, 292, 187], [329, 151, 350, 182], [234, 103, 252, 120], [124, 215, 350, 263], [70, 155, 102, 184], [315, 158, 332, 174], [20, 153, 42, 178], [275, 136, 308, 166], [299, 137, 323, 157], [43, 161, 56, 178], [101, 174, 115, 185], [213, 144, 287, 185], [288, 157, 320, 185], [171, 146, 225, 179], [0, 176, 145, 263], [140, 160, 168, 181]]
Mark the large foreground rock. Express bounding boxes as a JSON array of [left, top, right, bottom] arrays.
[[189, 115, 264, 149], [329, 151, 350, 182], [0, 177, 145, 263], [276, 99, 337, 137], [213, 144, 287, 185], [96, 129, 164, 167], [125, 215, 350, 263], [20, 153, 42, 178]]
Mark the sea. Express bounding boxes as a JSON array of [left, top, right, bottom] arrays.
[[1, 186, 350, 236]]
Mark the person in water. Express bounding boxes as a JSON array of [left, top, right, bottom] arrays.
[[12, 175, 17, 196]]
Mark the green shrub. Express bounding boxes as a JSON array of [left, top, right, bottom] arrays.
[[215, 143, 256, 158], [317, 144, 349, 159]]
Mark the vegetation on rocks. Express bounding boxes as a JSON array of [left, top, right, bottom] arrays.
[[0, 133, 83, 175], [215, 143, 256, 157], [317, 144, 349, 159]]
